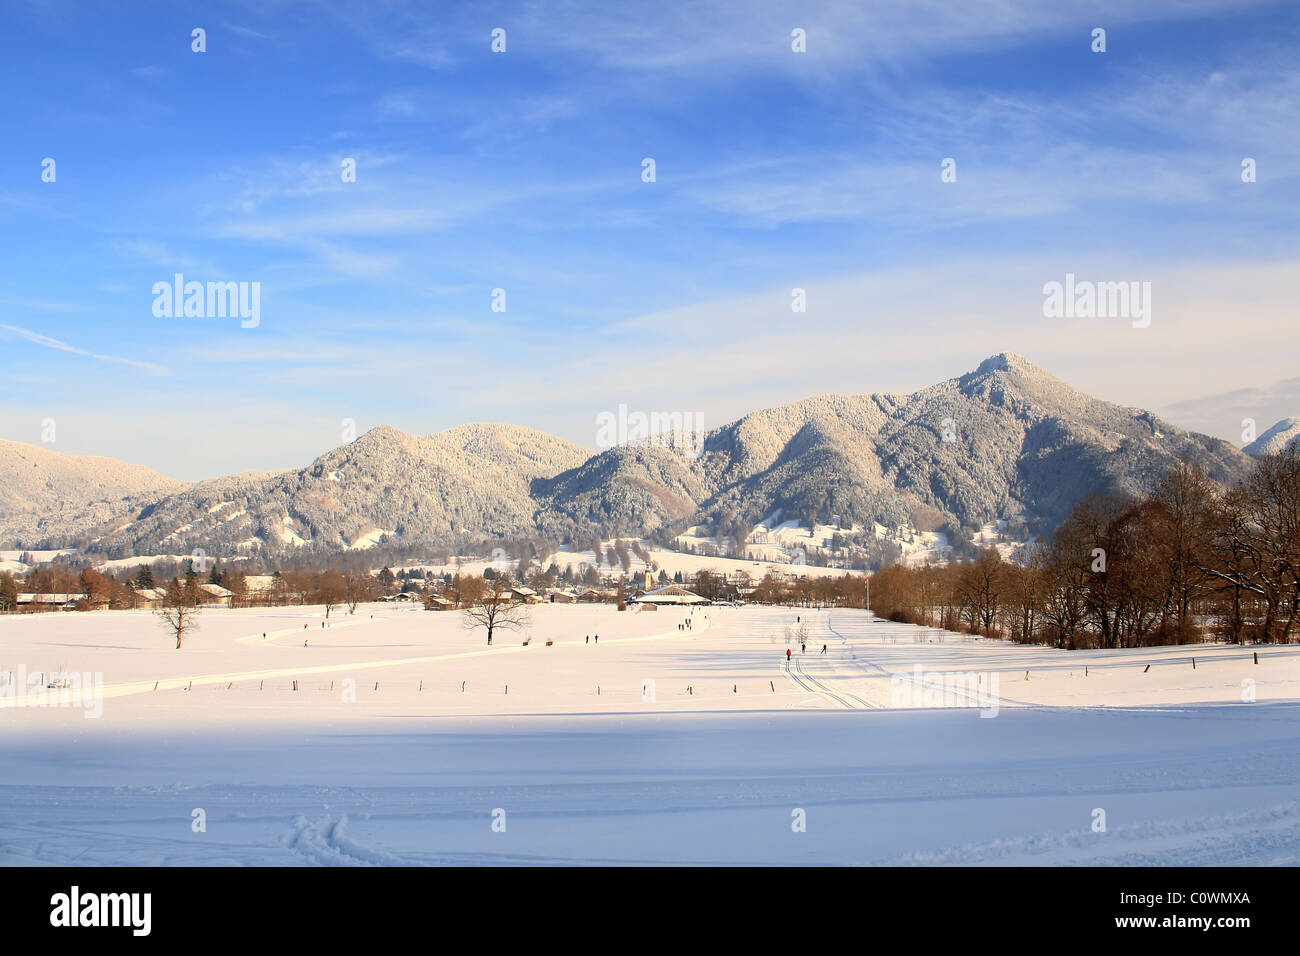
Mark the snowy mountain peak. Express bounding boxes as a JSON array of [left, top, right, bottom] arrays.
[[973, 352, 1033, 376]]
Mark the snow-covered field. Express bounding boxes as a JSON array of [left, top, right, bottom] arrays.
[[2, 604, 1298, 865]]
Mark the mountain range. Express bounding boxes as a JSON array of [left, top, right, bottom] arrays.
[[0, 353, 1271, 560]]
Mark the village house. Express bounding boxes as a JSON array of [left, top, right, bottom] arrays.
[[507, 585, 542, 605], [15, 592, 82, 611], [198, 583, 233, 606], [133, 587, 168, 610]]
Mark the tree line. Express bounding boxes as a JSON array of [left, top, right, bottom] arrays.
[[870, 451, 1300, 647]]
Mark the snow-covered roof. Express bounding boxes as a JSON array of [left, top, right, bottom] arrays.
[[631, 584, 707, 605]]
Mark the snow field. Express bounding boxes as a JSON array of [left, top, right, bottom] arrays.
[[2, 604, 1298, 865]]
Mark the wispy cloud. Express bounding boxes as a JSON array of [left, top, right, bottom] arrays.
[[225, 23, 271, 40], [0, 324, 169, 374]]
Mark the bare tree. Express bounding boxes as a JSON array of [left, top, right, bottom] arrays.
[[157, 578, 201, 649], [461, 576, 528, 645], [1003, 545, 1045, 643], [344, 571, 372, 614], [955, 547, 1005, 636], [1202, 448, 1300, 643], [1152, 461, 1218, 641]]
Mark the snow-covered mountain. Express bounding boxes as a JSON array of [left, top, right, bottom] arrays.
[[1243, 417, 1300, 457], [537, 353, 1254, 539], [0, 438, 187, 547], [4, 354, 1259, 557], [81, 423, 590, 559]]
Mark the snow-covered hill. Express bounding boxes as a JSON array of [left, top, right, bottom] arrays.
[[1244, 417, 1300, 457], [0, 438, 186, 548], [81, 423, 590, 560]]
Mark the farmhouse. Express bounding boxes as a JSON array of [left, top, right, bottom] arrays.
[[198, 583, 233, 606], [130, 587, 167, 609], [15, 592, 81, 611], [507, 585, 542, 604]]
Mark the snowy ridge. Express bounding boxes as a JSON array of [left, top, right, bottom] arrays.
[[0, 438, 186, 548], [6, 354, 1255, 556], [1244, 417, 1300, 457]]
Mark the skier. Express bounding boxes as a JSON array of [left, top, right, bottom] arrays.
[[820, 644, 827, 655], [585, 634, 589, 644], [801, 642, 806, 654], [786, 648, 791, 662], [594, 634, 599, 644], [303, 640, 309, 647]]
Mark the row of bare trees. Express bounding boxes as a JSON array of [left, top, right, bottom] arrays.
[[871, 451, 1300, 647], [747, 572, 867, 607]]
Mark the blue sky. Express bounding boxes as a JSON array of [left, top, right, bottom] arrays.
[[2, 0, 1298, 479]]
